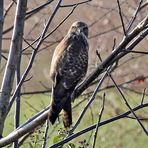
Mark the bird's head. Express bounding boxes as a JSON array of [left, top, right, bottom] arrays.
[[68, 21, 88, 37]]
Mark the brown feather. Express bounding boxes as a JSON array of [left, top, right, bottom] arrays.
[[49, 21, 89, 128]]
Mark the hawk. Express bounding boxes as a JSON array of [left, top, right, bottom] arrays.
[[49, 21, 89, 128]]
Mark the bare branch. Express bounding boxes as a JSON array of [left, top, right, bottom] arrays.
[[4, 1, 15, 18], [127, 0, 144, 32], [3, 0, 54, 35], [50, 103, 148, 147], [108, 72, 148, 135], [139, 0, 148, 11], [70, 71, 108, 133], [41, 119, 50, 148], [26, 0, 54, 16], [0, 0, 3, 64], [0, 1, 147, 147], [92, 93, 105, 148], [7, 0, 63, 117], [141, 88, 146, 105], [72, 15, 148, 100], [0, 0, 27, 136], [22, 4, 78, 53], [122, 49, 148, 54], [13, 55, 21, 148], [0, 108, 48, 147], [60, 0, 92, 7], [0, 54, 7, 61], [117, 0, 127, 36]]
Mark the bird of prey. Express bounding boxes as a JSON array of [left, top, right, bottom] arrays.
[[49, 21, 89, 128]]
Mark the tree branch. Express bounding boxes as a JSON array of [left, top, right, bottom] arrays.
[[0, 0, 27, 136], [72, 15, 148, 100], [0, 0, 3, 64], [50, 103, 148, 147]]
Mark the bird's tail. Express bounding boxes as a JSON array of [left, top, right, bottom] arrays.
[[48, 83, 67, 125], [48, 100, 63, 125], [62, 98, 72, 128]]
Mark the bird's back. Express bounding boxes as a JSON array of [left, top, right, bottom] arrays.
[[49, 23, 89, 128], [50, 32, 89, 88]]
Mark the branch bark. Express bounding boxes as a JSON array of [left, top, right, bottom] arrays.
[[50, 103, 148, 147], [0, 109, 48, 147], [72, 15, 148, 100], [0, 102, 147, 147], [0, 0, 27, 135], [0, 0, 3, 64]]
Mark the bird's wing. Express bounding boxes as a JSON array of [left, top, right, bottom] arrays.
[[50, 35, 70, 82], [50, 32, 89, 90], [49, 32, 88, 127]]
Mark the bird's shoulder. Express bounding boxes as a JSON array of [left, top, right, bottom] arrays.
[[50, 32, 88, 83], [50, 33, 75, 81]]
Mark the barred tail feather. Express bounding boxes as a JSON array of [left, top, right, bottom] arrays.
[[48, 100, 63, 124], [62, 98, 72, 128], [48, 82, 67, 125]]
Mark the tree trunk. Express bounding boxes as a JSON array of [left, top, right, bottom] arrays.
[[0, 0, 27, 136], [0, 0, 3, 65]]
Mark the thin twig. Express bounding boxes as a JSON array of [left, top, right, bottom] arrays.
[[60, 0, 91, 7], [22, 4, 78, 53], [125, 115, 148, 121], [111, 27, 148, 64], [123, 49, 148, 54], [0, 54, 7, 61], [73, 16, 148, 99], [23, 37, 36, 51], [0, 0, 4, 64], [4, 1, 15, 18], [70, 71, 108, 134], [7, 0, 63, 115], [42, 118, 50, 148], [88, 0, 126, 28], [13, 55, 21, 148], [3, 0, 54, 35], [139, 1, 148, 11], [127, 0, 144, 32], [141, 88, 146, 105], [18, 132, 33, 146], [26, 0, 54, 16], [117, 0, 127, 36], [50, 103, 148, 147], [0, 0, 27, 137], [107, 72, 148, 135], [92, 93, 105, 148], [96, 48, 102, 62]]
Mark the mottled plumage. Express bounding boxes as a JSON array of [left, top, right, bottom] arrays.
[[49, 21, 89, 128]]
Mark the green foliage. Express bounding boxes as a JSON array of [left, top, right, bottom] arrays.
[[68, 143, 76, 148], [53, 128, 77, 148], [53, 128, 67, 145], [3, 93, 148, 147], [28, 142, 34, 148]]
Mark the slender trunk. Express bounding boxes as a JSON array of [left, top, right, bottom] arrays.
[[0, 0, 3, 65], [13, 59, 21, 148], [0, 0, 27, 136]]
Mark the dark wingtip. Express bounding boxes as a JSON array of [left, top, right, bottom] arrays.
[[48, 109, 59, 125], [48, 115, 56, 125]]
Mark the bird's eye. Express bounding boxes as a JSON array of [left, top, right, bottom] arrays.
[[83, 27, 88, 32], [72, 26, 76, 29]]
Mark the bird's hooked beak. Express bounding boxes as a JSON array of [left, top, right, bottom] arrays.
[[77, 28, 81, 33], [77, 28, 85, 35]]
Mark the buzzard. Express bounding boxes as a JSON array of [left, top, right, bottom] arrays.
[[49, 21, 89, 128]]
